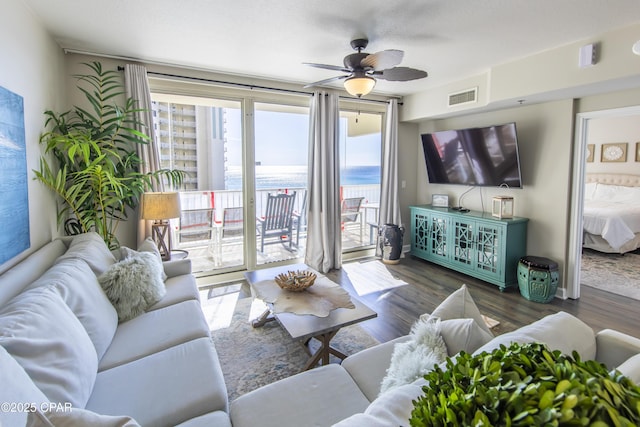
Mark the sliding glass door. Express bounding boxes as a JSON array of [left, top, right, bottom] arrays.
[[152, 94, 245, 274]]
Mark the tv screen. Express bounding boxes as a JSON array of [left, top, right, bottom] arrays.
[[421, 122, 523, 188]]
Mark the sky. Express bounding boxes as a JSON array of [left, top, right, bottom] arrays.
[[224, 108, 381, 167]]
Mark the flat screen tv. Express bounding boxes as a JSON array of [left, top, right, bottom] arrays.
[[421, 122, 523, 188]]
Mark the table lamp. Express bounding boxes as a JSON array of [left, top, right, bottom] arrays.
[[141, 192, 181, 261]]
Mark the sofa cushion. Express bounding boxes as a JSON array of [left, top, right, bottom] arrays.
[[87, 338, 227, 427], [99, 300, 211, 371], [28, 257, 118, 360], [0, 286, 98, 408], [439, 318, 494, 356], [473, 311, 597, 360], [230, 364, 370, 427], [343, 336, 412, 402], [26, 408, 140, 427], [616, 353, 640, 384], [148, 273, 200, 311], [421, 283, 493, 337], [174, 411, 232, 427], [333, 382, 424, 427], [595, 329, 640, 369], [57, 232, 116, 275], [98, 251, 167, 322], [0, 345, 49, 427]]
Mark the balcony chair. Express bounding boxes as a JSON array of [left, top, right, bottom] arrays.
[[341, 196, 365, 243], [178, 208, 215, 245], [256, 191, 297, 253], [292, 190, 307, 248], [222, 207, 244, 239]]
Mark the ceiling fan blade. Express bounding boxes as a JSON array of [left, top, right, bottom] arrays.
[[303, 74, 350, 88], [361, 49, 404, 71], [374, 67, 428, 81], [303, 62, 351, 73]]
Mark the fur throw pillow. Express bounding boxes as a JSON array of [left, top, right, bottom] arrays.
[[380, 317, 448, 395], [98, 251, 166, 323]]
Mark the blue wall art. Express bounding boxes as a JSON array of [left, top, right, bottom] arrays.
[[0, 86, 30, 264]]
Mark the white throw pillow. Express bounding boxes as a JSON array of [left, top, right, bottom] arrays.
[[98, 251, 167, 322], [439, 318, 494, 356], [380, 318, 447, 394], [615, 353, 640, 384], [0, 286, 98, 408], [26, 407, 140, 427], [421, 283, 494, 336], [57, 232, 117, 275], [28, 258, 118, 360], [0, 345, 49, 427]]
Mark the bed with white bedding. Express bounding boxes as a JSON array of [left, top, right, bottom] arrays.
[[583, 173, 640, 254]]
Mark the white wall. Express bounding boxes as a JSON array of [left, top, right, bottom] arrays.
[[0, 2, 66, 273]]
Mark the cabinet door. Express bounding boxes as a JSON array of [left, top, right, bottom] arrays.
[[411, 209, 430, 256], [451, 217, 474, 269], [427, 214, 448, 261], [474, 223, 504, 280]]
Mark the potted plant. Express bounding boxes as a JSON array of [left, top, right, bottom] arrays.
[[410, 342, 640, 426], [34, 61, 183, 249]]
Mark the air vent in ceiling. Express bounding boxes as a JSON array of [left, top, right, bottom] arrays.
[[448, 87, 478, 107]]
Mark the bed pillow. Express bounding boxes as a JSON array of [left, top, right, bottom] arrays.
[[57, 232, 117, 276], [0, 286, 98, 408], [27, 258, 118, 360], [592, 183, 640, 204], [584, 182, 598, 201], [98, 251, 167, 322], [421, 284, 494, 337]]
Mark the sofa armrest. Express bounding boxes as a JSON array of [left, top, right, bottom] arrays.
[[595, 329, 640, 369], [163, 259, 192, 278]]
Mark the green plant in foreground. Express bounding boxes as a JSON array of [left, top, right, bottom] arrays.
[[34, 61, 183, 249], [410, 342, 640, 426]]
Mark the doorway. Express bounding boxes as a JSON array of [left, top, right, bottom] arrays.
[[568, 105, 640, 299]]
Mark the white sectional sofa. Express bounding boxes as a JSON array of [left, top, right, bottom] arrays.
[[0, 233, 230, 427], [3, 233, 639, 427], [230, 285, 640, 427]]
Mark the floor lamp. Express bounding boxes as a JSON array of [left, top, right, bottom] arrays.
[[141, 192, 181, 261]]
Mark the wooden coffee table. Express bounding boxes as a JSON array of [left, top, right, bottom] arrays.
[[244, 263, 377, 370]]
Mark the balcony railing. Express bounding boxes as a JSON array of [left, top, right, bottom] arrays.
[[174, 184, 380, 273]]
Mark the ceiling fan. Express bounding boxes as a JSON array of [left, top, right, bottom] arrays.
[[303, 38, 428, 97]]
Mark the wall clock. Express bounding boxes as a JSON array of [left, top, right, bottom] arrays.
[[601, 143, 627, 162]]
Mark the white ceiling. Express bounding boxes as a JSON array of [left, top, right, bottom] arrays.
[[22, 0, 640, 96]]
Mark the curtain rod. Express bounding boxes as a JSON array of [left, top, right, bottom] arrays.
[[116, 67, 396, 105]]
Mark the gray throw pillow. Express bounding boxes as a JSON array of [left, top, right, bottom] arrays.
[[98, 252, 166, 323]]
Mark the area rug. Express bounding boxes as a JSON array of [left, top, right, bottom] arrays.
[[208, 296, 380, 402], [342, 259, 408, 296], [581, 249, 640, 300]]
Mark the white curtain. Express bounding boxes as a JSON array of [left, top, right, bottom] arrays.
[[305, 91, 341, 273], [124, 64, 163, 245], [378, 99, 402, 248]]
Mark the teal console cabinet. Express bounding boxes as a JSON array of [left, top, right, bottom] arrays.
[[410, 205, 528, 291]]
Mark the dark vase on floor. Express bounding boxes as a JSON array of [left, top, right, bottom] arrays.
[[380, 224, 404, 265]]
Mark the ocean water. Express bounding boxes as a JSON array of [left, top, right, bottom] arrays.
[[225, 165, 380, 190]]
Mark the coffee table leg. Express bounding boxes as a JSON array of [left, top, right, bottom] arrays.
[[302, 330, 348, 370], [251, 308, 275, 328]]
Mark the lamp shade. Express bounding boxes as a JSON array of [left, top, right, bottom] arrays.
[[141, 192, 181, 220], [344, 76, 376, 97]]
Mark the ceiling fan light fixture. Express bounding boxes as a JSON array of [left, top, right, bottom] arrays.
[[344, 76, 376, 97]]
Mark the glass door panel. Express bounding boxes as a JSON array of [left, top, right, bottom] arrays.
[[339, 111, 382, 251], [151, 94, 244, 274], [254, 102, 309, 266]]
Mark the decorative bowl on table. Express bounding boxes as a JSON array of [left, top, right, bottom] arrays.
[[274, 270, 317, 292]]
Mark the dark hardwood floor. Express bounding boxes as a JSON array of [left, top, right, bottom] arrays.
[[325, 255, 640, 343]]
